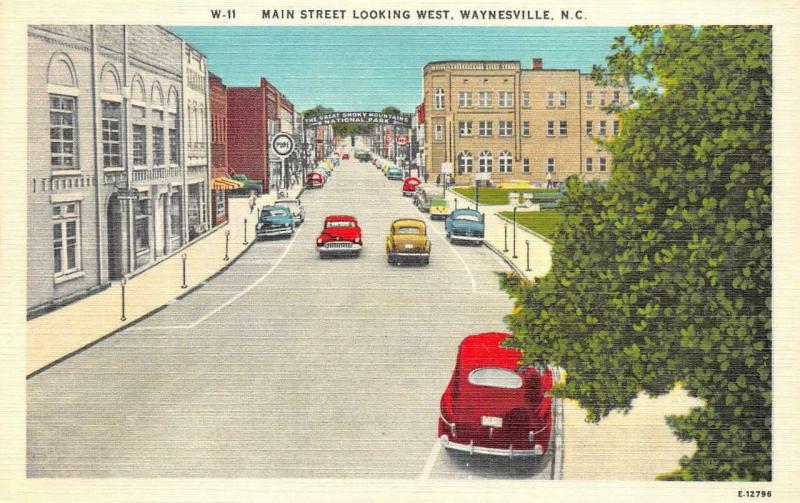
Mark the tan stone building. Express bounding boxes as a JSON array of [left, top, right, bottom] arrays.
[[423, 59, 628, 186]]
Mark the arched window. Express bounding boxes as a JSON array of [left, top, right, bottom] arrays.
[[458, 151, 473, 174], [498, 150, 513, 173], [478, 150, 493, 173], [434, 88, 445, 110]]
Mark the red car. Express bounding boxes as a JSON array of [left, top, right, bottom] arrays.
[[439, 332, 555, 458], [306, 172, 324, 189], [316, 215, 363, 258], [402, 177, 422, 196], [342, 153, 350, 160]]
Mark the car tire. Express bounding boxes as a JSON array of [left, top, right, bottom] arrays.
[[423, 257, 430, 265]]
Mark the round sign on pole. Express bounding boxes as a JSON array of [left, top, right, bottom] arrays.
[[272, 132, 295, 157]]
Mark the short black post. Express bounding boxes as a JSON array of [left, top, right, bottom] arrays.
[[526, 240, 532, 272], [454, 198, 458, 210], [181, 253, 188, 289], [120, 277, 127, 322], [224, 230, 230, 261], [243, 218, 248, 245], [512, 206, 518, 259], [504, 223, 509, 252]]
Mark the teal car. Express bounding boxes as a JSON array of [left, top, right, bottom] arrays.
[[387, 166, 403, 181], [256, 205, 295, 239], [445, 208, 485, 244]]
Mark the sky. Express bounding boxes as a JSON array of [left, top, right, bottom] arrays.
[[170, 26, 628, 113]]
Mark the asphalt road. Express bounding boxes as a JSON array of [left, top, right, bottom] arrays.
[[27, 155, 562, 479]]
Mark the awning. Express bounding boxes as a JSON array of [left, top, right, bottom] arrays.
[[212, 177, 244, 190]]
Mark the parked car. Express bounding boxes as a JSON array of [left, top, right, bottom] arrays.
[[306, 172, 324, 189], [316, 215, 363, 258], [256, 205, 295, 239], [445, 209, 485, 244], [387, 166, 403, 180], [385, 218, 431, 265], [230, 173, 263, 195], [429, 197, 450, 220], [402, 177, 422, 197], [275, 198, 305, 225], [439, 332, 556, 458]]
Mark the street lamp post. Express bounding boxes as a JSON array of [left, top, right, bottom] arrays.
[[243, 218, 248, 245], [474, 178, 480, 213], [224, 229, 230, 261], [525, 240, 532, 272], [504, 223, 509, 252], [120, 277, 127, 322], [512, 206, 518, 259], [181, 253, 188, 289]]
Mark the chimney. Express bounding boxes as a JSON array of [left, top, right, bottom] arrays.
[[532, 58, 543, 70]]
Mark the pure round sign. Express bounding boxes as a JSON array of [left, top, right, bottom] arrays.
[[271, 133, 295, 157]]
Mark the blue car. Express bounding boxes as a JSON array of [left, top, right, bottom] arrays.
[[445, 209, 485, 245], [386, 166, 403, 180], [256, 205, 295, 239]]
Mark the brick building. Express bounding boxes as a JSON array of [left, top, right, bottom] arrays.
[[226, 77, 296, 193], [27, 25, 211, 317], [209, 72, 232, 226], [423, 59, 628, 186]]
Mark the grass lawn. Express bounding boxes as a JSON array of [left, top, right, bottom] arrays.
[[452, 187, 559, 205], [499, 210, 563, 240]]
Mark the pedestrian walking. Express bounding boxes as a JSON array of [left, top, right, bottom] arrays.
[[424, 172, 429, 184], [248, 191, 257, 214], [546, 171, 553, 189]]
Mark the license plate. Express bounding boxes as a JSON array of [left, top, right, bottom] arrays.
[[481, 416, 503, 428], [404, 244, 414, 249]]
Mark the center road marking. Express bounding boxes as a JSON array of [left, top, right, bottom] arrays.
[[419, 439, 442, 480]]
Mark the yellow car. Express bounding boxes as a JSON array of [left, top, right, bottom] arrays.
[[381, 162, 392, 175], [385, 218, 431, 265]]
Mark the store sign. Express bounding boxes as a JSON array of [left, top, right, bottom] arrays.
[[271, 132, 295, 157], [304, 111, 412, 128], [115, 188, 140, 201], [395, 135, 409, 145]]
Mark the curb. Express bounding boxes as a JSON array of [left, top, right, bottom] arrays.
[[483, 239, 530, 280], [27, 235, 257, 380]]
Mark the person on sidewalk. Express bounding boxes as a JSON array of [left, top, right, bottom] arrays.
[[546, 171, 553, 189], [248, 192, 257, 214]]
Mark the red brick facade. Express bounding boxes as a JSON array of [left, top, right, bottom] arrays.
[[226, 77, 296, 193], [209, 72, 229, 226]]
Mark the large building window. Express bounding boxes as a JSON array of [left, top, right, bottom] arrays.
[[478, 150, 493, 173], [459, 121, 473, 136], [478, 120, 493, 137], [101, 100, 122, 168], [613, 120, 620, 135], [434, 88, 445, 110], [585, 91, 593, 106], [498, 150, 513, 173], [152, 127, 164, 166], [585, 120, 593, 136], [499, 121, 513, 137], [585, 157, 593, 172], [215, 190, 225, 216], [522, 121, 530, 136], [498, 91, 513, 108], [169, 112, 179, 165], [613, 91, 621, 104], [522, 91, 530, 107], [132, 125, 147, 166], [559, 91, 567, 108], [546, 92, 555, 108], [50, 95, 77, 169], [600, 92, 607, 107], [478, 91, 492, 107], [458, 91, 472, 108], [457, 150, 473, 174], [546, 121, 555, 136], [599, 120, 607, 136], [600, 157, 607, 171], [523, 158, 530, 173], [559, 121, 568, 136], [434, 124, 443, 141], [546, 158, 555, 173], [52, 202, 81, 278]]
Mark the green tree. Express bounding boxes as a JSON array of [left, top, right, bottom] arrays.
[[501, 26, 771, 480], [381, 106, 402, 115]]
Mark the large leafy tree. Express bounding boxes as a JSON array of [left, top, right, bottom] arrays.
[[502, 26, 771, 480]]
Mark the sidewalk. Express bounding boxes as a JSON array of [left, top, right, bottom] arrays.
[[446, 188, 552, 279], [27, 184, 303, 376]]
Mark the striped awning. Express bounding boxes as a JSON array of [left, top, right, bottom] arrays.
[[212, 177, 244, 190]]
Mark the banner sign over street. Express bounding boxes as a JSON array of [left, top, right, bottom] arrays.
[[304, 111, 412, 128]]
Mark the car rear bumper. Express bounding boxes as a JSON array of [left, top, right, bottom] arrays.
[[439, 434, 544, 457]]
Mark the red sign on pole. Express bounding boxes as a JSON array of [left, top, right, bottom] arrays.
[[395, 135, 409, 145]]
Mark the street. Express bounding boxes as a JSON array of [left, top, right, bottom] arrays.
[[27, 156, 562, 479]]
